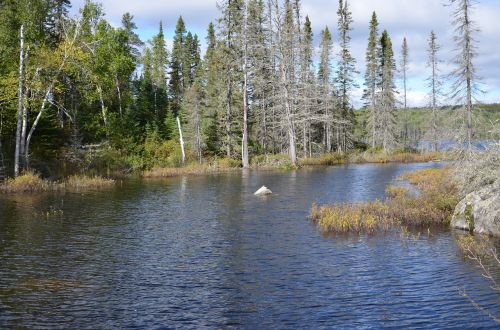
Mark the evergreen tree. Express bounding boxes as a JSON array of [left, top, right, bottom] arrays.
[[362, 12, 379, 148], [318, 26, 333, 152], [400, 37, 410, 147], [150, 21, 169, 125], [170, 16, 187, 117], [378, 30, 397, 153], [298, 15, 315, 157], [335, 0, 357, 152], [426, 31, 442, 151], [217, 0, 243, 158], [202, 22, 222, 156]]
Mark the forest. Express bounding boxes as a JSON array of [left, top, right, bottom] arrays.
[[0, 0, 498, 179]]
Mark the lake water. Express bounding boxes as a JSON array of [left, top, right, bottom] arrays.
[[1, 163, 499, 328]]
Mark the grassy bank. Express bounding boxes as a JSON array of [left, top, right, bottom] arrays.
[[300, 150, 446, 166], [0, 172, 115, 193], [310, 167, 459, 234], [143, 158, 241, 178]]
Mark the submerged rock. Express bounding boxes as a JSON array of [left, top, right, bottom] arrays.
[[254, 186, 272, 196], [451, 183, 500, 237]]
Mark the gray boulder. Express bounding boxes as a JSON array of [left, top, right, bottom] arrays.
[[451, 182, 500, 237]]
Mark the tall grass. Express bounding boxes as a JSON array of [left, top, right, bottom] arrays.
[[347, 150, 444, 164], [310, 168, 459, 234], [0, 171, 115, 193], [143, 158, 241, 178], [0, 171, 50, 192], [300, 153, 345, 166], [65, 175, 115, 189]]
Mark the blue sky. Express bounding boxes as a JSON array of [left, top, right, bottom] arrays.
[[70, 0, 500, 107]]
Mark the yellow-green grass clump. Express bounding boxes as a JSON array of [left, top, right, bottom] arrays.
[[310, 167, 459, 234], [143, 159, 241, 178], [348, 150, 444, 164], [65, 175, 115, 189], [300, 153, 345, 166], [0, 171, 51, 192]]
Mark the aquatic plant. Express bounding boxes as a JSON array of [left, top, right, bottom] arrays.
[[300, 153, 346, 166], [310, 168, 459, 234], [0, 171, 50, 192], [65, 175, 115, 189]]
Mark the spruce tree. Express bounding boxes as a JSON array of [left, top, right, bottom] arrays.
[[362, 12, 379, 148], [400, 37, 410, 147], [170, 16, 187, 117], [318, 26, 333, 152], [202, 22, 222, 156], [378, 30, 397, 153], [427, 31, 442, 151], [335, 0, 357, 152], [150, 21, 169, 126]]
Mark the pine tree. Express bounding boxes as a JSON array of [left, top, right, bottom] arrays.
[[318, 26, 333, 152], [150, 21, 169, 125], [426, 31, 442, 151], [335, 0, 357, 152], [298, 15, 314, 157], [202, 22, 222, 156], [400, 37, 410, 147], [217, 0, 243, 158], [378, 30, 397, 153], [362, 12, 379, 148], [170, 16, 187, 117]]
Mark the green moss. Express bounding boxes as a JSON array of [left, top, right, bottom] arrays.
[[465, 204, 474, 233]]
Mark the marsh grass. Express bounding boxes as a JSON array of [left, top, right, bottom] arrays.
[[65, 175, 115, 189], [348, 150, 445, 164], [310, 167, 459, 234], [143, 159, 241, 178], [300, 153, 345, 166], [0, 171, 115, 193], [0, 171, 51, 192]]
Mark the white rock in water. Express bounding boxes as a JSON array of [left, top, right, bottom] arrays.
[[254, 186, 272, 196]]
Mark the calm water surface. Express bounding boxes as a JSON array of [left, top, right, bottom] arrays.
[[1, 163, 499, 329]]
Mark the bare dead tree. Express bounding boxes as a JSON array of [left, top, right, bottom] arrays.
[[448, 0, 481, 154]]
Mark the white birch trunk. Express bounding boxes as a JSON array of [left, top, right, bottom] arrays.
[[177, 116, 186, 164], [14, 24, 25, 177]]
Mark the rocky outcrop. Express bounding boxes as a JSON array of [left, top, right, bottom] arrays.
[[451, 183, 500, 237], [254, 186, 272, 196]]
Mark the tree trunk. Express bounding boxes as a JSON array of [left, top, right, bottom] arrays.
[[176, 116, 186, 164], [14, 24, 25, 177], [115, 74, 123, 119], [25, 87, 52, 169], [97, 85, 107, 127], [242, 1, 250, 168]]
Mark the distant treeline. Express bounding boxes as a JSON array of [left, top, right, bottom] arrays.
[[0, 0, 492, 177]]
